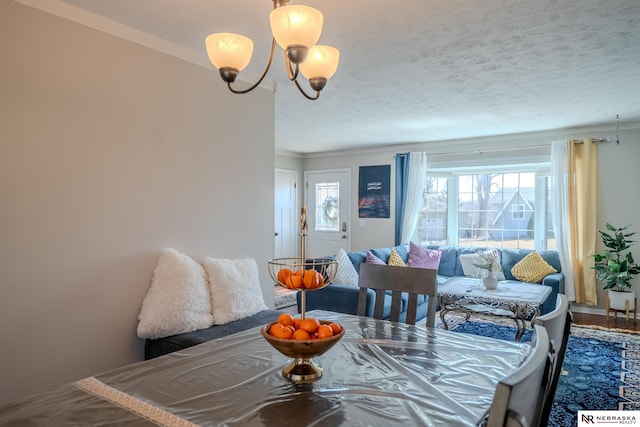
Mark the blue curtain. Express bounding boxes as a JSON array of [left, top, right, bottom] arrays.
[[395, 153, 410, 245]]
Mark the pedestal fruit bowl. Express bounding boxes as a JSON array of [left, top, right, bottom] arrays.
[[263, 206, 341, 383], [261, 318, 344, 383]]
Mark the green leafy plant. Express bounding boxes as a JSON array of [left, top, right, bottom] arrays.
[[593, 223, 640, 291]]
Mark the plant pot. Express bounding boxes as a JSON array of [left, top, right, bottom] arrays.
[[482, 270, 499, 290], [608, 289, 636, 311]]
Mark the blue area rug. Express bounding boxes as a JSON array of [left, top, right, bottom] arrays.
[[450, 319, 640, 426]]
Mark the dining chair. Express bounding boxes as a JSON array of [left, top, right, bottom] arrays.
[[486, 325, 552, 427], [532, 293, 572, 426], [356, 263, 438, 327]]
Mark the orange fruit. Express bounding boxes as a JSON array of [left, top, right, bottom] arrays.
[[300, 317, 320, 333], [270, 323, 293, 339], [269, 323, 284, 336], [293, 317, 302, 329], [292, 329, 311, 340], [277, 268, 293, 286], [277, 313, 294, 327], [317, 324, 334, 339], [287, 273, 303, 289], [303, 269, 324, 289], [329, 322, 342, 334]]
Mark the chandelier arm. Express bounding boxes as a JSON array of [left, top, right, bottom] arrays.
[[284, 54, 299, 81], [228, 38, 277, 94], [293, 79, 320, 100]]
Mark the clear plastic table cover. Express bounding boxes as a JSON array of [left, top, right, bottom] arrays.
[[0, 310, 529, 427]]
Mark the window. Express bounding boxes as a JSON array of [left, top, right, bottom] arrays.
[[414, 167, 553, 250], [314, 182, 339, 231], [418, 177, 448, 245], [511, 204, 525, 220]]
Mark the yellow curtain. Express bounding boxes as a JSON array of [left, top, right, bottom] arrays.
[[568, 138, 598, 305]]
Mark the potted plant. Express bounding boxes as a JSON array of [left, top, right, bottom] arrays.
[[594, 223, 640, 310]]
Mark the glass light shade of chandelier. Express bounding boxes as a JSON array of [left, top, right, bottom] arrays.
[[269, 5, 323, 51], [204, 0, 339, 100], [205, 33, 254, 83], [300, 45, 340, 92]]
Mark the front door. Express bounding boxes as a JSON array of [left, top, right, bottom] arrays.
[[304, 169, 350, 258]]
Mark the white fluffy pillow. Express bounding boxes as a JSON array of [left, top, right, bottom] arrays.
[[137, 248, 213, 339], [333, 248, 359, 287], [204, 258, 268, 325]]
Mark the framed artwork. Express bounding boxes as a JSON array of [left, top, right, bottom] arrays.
[[358, 165, 390, 218]]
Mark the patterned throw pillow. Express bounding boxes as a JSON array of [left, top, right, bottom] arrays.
[[406, 241, 441, 269], [387, 248, 407, 267], [333, 248, 359, 287], [511, 250, 558, 283]]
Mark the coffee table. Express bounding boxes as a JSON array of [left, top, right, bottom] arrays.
[[438, 276, 552, 341]]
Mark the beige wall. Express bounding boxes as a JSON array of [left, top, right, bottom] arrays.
[[0, 1, 275, 403], [301, 128, 640, 315]]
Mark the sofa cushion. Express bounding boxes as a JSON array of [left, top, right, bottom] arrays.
[[370, 244, 409, 264], [144, 309, 281, 359], [366, 251, 386, 265], [407, 242, 441, 269], [347, 250, 368, 273], [333, 248, 359, 286], [501, 249, 561, 280], [511, 250, 558, 283], [427, 246, 458, 277], [459, 249, 506, 280], [387, 248, 407, 266]]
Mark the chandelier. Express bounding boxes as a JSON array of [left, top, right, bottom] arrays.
[[205, 0, 340, 100]]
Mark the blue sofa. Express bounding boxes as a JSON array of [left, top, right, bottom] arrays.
[[297, 244, 564, 320]]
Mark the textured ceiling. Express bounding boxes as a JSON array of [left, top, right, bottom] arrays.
[[51, 0, 640, 153]]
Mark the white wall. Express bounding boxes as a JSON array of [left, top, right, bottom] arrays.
[[302, 126, 640, 314], [302, 150, 396, 251], [0, 1, 275, 403], [594, 132, 640, 313]]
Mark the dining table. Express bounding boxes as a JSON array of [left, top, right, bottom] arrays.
[[0, 310, 529, 426]]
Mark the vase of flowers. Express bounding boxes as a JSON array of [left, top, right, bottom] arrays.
[[473, 251, 502, 290]]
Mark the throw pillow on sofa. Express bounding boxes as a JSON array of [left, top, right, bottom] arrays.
[[511, 250, 557, 283], [407, 241, 441, 269], [333, 248, 359, 287], [137, 248, 213, 340], [365, 251, 386, 265], [387, 248, 407, 267], [204, 257, 268, 325]]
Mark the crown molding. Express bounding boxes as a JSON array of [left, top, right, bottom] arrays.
[[301, 120, 640, 159]]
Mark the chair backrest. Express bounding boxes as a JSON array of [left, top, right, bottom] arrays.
[[532, 294, 572, 426], [486, 325, 552, 427], [357, 263, 438, 327]]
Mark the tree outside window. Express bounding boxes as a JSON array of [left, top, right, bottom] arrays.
[[414, 169, 552, 250]]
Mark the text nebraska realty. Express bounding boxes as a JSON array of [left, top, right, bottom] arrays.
[[582, 414, 637, 425]]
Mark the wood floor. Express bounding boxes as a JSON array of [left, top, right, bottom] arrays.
[[572, 311, 640, 332]]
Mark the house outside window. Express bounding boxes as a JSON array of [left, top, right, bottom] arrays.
[[414, 167, 554, 250], [512, 204, 525, 220]]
